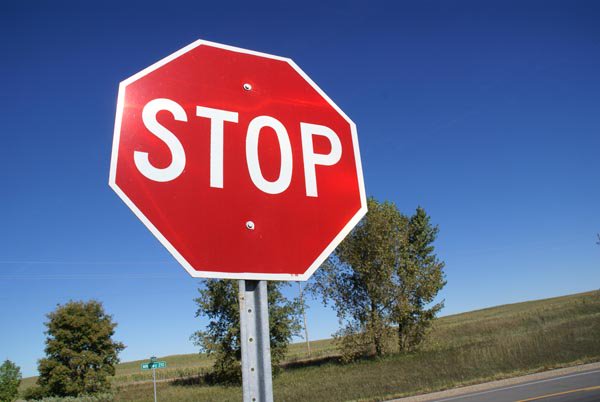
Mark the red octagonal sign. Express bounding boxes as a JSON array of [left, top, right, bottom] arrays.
[[109, 40, 367, 280]]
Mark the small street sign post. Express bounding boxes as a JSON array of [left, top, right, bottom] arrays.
[[111, 40, 366, 402], [298, 282, 311, 356], [140, 357, 166, 402]]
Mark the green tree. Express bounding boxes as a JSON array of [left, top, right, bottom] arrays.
[[192, 280, 301, 383], [310, 199, 446, 361], [0, 360, 21, 402], [37, 300, 125, 397], [310, 198, 407, 361], [394, 207, 446, 351]]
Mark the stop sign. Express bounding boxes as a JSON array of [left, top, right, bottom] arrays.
[[109, 40, 367, 280]]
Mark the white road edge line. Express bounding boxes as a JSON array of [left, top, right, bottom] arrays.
[[431, 369, 600, 402]]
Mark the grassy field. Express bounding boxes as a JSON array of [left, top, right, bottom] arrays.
[[23, 290, 600, 401]]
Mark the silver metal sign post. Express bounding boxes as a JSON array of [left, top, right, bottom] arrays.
[[152, 365, 157, 402], [239, 280, 274, 402]]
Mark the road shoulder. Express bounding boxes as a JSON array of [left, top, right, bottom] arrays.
[[389, 361, 600, 402]]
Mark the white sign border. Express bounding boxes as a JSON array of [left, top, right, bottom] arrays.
[[109, 39, 368, 281]]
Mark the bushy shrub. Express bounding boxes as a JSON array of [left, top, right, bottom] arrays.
[[22, 392, 114, 401]]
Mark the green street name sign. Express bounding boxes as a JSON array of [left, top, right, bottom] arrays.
[[141, 361, 167, 370]]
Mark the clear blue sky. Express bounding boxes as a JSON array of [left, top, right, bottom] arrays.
[[1, 1, 598, 377]]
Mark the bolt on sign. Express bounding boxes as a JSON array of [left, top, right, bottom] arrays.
[[109, 40, 367, 281]]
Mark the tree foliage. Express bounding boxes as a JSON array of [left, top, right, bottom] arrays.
[[395, 206, 446, 351], [310, 198, 404, 360], [37, 300, 125, 397], [20, 384, 48, 401], [0, 360, 21, 402], [309, 198, 445, 361], [192, 280, 301, 383]]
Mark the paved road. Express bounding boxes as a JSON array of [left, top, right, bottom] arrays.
[[428, 368, 600, 402]]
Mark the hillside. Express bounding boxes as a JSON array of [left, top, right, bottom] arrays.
[[22, 290, 600, 401]]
